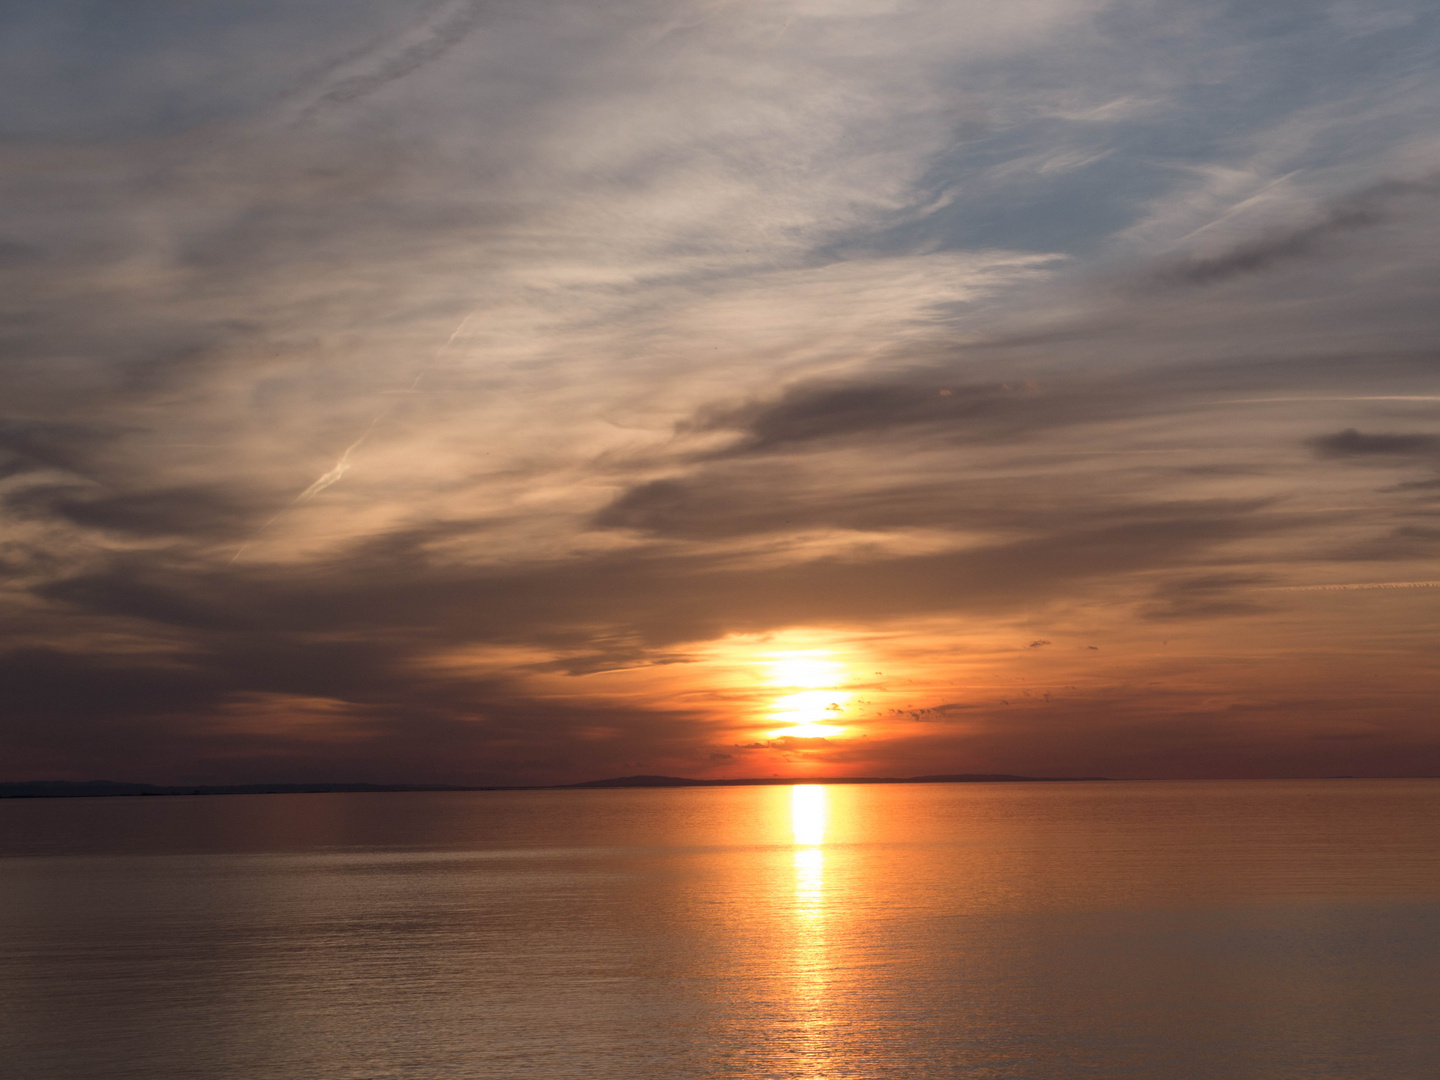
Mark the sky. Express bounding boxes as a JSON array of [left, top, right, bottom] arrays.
[[2, 0, 1439, 785]]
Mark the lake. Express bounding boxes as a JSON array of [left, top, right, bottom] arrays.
[[2, 780, 1438, 1078]]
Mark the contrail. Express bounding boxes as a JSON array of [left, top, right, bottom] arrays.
[[1213, 396, 1440, 404], [411, 312, 473, 389], [280, 1, 486, 126], [1273, 581, 1440, 592], [289, 307, 474, 502], [442, 312, 474, 348], [293, 307, 472, 503], [227, 310, 476, 563], [227, 513, 283, 564], [294, 416, 383, 502]]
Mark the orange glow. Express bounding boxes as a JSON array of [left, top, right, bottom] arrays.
[[764, 651, 850, 739], [768, 723, 847, 739], [789, 784, 829, 1062], [769, 655, 845, 688], [461, 626, 1024, 774], [791, 783, 828, 846]]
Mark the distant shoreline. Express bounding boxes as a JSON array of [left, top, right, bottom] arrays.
[[6, 775, 1428, 799], [0, 774, 1113, 798]]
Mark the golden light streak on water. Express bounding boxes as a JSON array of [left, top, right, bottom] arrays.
[[5, 783, 1440, 1077], [791, 784, 827, 847], [789, 784, 830, 1074]]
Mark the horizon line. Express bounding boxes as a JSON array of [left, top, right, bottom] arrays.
[[5, 773, 1438, 798]]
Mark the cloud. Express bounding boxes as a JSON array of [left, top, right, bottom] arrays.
[[691, 380, 1052, 456], [1151, 177, 1440, 288], [1331, 527, 1440, 563], [0, 418, 129, 478], [288, 1, 489, 121], [8, 484, 258, 540], [1308, 429, 1440, 458], [1141, 574, 1273, 621], [4, 0, 1440, 783]]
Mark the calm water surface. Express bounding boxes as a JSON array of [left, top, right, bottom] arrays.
[[2, 780, 1438, 1079]]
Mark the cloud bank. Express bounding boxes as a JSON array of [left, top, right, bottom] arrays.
[[3, 0, 1440, 782]]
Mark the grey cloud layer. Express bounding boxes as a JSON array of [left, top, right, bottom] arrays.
[[3, 0, 1440, 781]]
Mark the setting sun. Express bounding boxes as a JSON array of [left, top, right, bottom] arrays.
[[768, 655, 846, 689], [764, 653, 851, 739]]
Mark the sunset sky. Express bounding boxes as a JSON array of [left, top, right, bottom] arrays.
[[3, 0, 1439, 784]]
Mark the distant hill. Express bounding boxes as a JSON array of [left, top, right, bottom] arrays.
[[567, 775, 709, 787], [0, 781, 490, 798], [565, 774, 1108, 788], [0, 774, 1109, 798]]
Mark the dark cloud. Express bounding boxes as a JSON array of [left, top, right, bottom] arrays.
[[594, 466, 1087, 539], [0, 417, 128, 477], [1141, 574, 1273, 621], [0, 646, 226, 726], [694, 381, 1011, 453], [0, 635, 711, 786], [1153, 178, 1440, 288], [0, 239, 44, 266], [8, 484, 259, 539], [688, 376, 1154, 458], [685, 343, 1440, 465], [1383, 477, 1440, 492], [1332, 526, 1440, 562], [525, 647, 695, 676], [1309, 428, 1440, 458], [299, 1, 488, 117], [34, 500, 1285, 648], [767, 736, 835, 751]]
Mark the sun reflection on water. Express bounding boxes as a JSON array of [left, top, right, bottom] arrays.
[[791, 784, 828, 847], [788, 784, 830, 1071]]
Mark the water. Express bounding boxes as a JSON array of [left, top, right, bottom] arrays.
[[2, 780, 1438, 1079]]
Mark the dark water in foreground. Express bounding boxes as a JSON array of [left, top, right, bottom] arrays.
[[1, 780, 1438, 1079]]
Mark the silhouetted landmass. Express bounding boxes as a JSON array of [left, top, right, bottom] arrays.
[[907, 774, 1110, 783], [0, 774, 1108, 798], [0, 781, 492, 798], [569, 775, 704, 787], [565, 774, 1109, 788]]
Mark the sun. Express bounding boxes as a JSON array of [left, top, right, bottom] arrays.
[[768, 655, 845, 688], [763, 651, 850, 739]]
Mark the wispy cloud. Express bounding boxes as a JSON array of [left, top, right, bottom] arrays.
[[4, 0, 1440, 782]]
